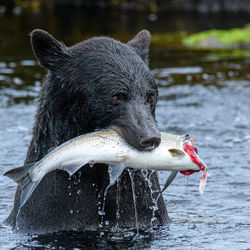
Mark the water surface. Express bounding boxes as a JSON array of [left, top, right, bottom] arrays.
[[0, 8, 250, 249]]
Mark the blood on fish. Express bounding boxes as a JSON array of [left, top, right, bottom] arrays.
[[181, 143, 209, 195], [181, 144, 201, 176]]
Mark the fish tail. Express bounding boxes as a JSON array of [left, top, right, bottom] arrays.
[[4, 162, 39, 208]]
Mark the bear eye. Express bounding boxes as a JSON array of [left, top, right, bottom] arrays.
[[112, 96, 119, 102], [147, 90, 156, 104], [112, 92, 128, 103], [149, 96, 156, 103]]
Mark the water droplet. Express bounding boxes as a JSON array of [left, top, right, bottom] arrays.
[[69, 210, 73, 214], [151, 217, 158, 225], [69, 192, 72, 196], [105, 220, 109, 225], [98, 211, 104, 215], [77, 189, 81, 195]]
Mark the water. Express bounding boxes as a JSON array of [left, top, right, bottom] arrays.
[[100, 182, 112, 227], [1, 8, 250, 249], [141, 170, 161, 226], [127, 169, 139, 235]]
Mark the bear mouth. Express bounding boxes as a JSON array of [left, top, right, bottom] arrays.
[[111, 125, 161, 152]]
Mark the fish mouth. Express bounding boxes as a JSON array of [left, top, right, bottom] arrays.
[[181, 143, 207, 176]]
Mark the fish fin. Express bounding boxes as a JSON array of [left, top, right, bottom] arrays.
[[61, 160, 88, 176], [19, 179, 39, 208], [3, 163, 36, 184], [161, 171, 178, 193], [108, 165, 125, 185], [168, 149, 185, 158], [3, 162, 39, 208]]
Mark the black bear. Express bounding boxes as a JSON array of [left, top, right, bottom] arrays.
[[6, 29, 168, 233]]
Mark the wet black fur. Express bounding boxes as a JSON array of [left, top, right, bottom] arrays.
[[6, 30, 168, 233]]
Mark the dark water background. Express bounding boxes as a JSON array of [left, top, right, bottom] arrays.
[[0, 8, 250, 249]]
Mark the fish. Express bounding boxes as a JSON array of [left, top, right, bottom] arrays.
[[3, 129, 207, 209]]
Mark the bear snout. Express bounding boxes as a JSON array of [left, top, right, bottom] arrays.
[[139, 137, 161, 151]]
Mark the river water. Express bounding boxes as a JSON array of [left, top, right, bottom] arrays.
[[0, 8, 250, 249]]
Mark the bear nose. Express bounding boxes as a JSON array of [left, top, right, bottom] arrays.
[[140, 137, 161, 151]]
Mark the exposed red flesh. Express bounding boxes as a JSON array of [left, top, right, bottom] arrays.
[[181, 143, 209, 195], [181, 144, 203, 175]]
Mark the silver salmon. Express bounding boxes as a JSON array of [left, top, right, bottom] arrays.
[[4, 129, 207, 209]]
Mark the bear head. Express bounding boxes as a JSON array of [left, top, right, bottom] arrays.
[[31, 29, 161, 151]]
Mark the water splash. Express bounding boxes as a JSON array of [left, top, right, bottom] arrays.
[[100, 183, 112, 227], [77, 170, 82, 184], [151, 192, 161, 227], [141, 170, 159, 226], [116, 178, 120, 227], [97, 191, 103, 227], [127, 169, 139, 235]]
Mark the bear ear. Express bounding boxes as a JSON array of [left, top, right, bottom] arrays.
[[127, 30, 151, 65], [30, 29, 71, 71]]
